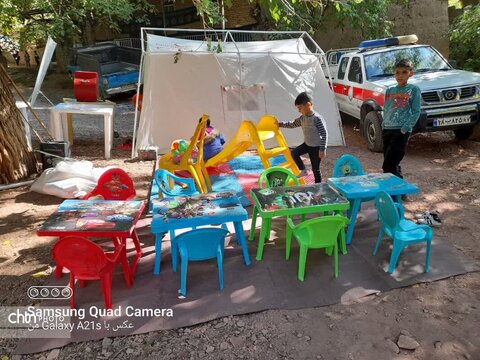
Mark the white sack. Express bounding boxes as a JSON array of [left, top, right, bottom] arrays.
[[30, 160, 112, 198]]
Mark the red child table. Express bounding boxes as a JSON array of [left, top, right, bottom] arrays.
[[37, 199, 145, 277]]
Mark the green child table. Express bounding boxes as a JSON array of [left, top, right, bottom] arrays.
[[250, 183, 350, 260]]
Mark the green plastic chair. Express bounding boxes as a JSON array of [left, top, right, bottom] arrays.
[[249, 166, 301, 242], [286, 215, 349, 281]]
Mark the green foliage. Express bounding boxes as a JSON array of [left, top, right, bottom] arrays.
[[249, 0, 393, 38], [0, 0, 153, 47], [448, 0, 463, 9], [192, 0, 225, 27], [334, 0, 393, 38], [0, 0, 153, 71], [449, 4, 480, 71], [0, 2, 21, 35]]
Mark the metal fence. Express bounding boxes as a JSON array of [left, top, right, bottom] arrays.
[[113, 38, 142, 49]]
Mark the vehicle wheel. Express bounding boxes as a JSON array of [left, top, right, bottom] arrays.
[[453, 126, 474, 140], [469, 123, 480, 141], [364, 112, 384, 152]]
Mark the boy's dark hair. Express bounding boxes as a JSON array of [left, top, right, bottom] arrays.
[[395, 59, 414, 70], [294, 92, 312, 106]]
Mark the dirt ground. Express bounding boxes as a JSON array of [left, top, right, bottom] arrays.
[[1, 67, 479, 359]]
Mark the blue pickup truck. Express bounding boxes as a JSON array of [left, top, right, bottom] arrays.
[[69, 42, 141, 99]]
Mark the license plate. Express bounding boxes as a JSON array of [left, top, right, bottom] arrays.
[[433, 115, 472, 127]]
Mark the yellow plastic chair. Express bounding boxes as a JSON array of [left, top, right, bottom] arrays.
[[286, 215, 350, 281], [158, 115, 212, 193]]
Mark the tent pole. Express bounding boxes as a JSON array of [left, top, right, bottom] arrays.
[[221, 0, 225, 30], [132, 50, 146, 159]]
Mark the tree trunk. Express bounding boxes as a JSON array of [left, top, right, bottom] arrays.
[[0, 65, 39, 184], [55, 40, 73, 74]]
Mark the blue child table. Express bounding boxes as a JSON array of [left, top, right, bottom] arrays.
[[327, 173, 420, 245], [151, 191, 251, 274]]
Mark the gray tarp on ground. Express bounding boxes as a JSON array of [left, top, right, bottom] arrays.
[[16, 206, 479, 354]]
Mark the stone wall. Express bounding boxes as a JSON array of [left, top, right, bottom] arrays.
[[314, 0, 450, 58]]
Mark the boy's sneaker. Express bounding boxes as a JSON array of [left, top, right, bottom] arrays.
[[415, 211, 440, 220], [417, 212, 442, 227]]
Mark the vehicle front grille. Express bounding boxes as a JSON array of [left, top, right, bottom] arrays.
[[422, 91, 440, 103], [422, 86, 478, 104], [460, 86, 476, 99]]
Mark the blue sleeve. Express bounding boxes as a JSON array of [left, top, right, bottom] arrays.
[[401, 86, 422, 133], [219, 134, 226, 145]]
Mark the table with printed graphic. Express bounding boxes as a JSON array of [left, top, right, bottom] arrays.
[[37, 199, 145, 276], [327, 173, 420, 245], [250, 183, 350, 260], [151, 191, 251, 274]]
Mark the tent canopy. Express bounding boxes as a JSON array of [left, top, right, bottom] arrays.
[[134, 29, 344, 155]]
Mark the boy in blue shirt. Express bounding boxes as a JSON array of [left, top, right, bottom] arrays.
[[277, 92, 328, 183], [382, 59, 421, 179]]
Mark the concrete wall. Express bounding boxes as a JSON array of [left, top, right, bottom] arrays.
[[314, 0, 450, 58]]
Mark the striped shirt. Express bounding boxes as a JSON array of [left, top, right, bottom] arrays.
[[278, 112, 328, 150]]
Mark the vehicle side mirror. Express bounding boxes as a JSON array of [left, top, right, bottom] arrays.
[[448, 60, 457, 69]]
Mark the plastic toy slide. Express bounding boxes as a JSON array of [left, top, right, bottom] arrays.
[[205, 115, 302, 180], [205, 121, 259, 167]]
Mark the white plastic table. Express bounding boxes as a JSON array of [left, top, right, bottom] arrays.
[[49, 102, 115, 159]]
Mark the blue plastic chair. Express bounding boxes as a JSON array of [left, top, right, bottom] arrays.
[[333, 154, 365, 177], [333, 154, 373, 214], [249, 166, 303, 242], [152, 169, 200, 239], [154, 169, 199, 198], [374, 191, 433, 273], [174, 228, 229, 296]]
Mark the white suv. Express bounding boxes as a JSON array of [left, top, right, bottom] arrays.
[[329, 36, 480, 151]]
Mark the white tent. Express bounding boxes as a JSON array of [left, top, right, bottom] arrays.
[[134, 29, 344, 155]]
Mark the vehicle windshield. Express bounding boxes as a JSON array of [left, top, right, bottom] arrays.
[[364, 46, 451, 80]]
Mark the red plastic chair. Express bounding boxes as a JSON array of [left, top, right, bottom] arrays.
[[84, 168, 136, 200], [52, 236, 132, 309]]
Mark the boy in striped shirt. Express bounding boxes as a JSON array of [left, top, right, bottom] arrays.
[[277, 92, 328, 183]]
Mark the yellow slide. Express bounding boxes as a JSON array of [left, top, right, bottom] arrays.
[[205, 115, 301, 179], [205, 120, 259, 167]]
